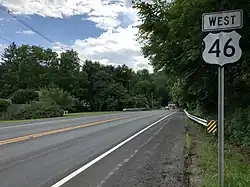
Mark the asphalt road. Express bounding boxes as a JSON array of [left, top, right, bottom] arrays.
[[0, 110, 185, 187]]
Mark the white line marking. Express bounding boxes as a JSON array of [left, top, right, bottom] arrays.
[[97, 114, 170, 187], [50, 112, 176, 187]]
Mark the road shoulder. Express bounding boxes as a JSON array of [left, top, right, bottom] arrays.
[[184, 118, 250, 187], [102, 112, 185, 187], [62, 112, 186, 187]]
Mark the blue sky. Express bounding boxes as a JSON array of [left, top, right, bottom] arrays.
[[0, 0, 152, 71], [0, 13, 105, 46]]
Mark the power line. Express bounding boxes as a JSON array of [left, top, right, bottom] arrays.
[[0, 36, 12, 43], [0, 5, 55, 44], [0, 5, 85, 63]]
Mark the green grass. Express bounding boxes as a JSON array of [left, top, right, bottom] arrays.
[[0, 111, 117, 123], [185, 131, 192, 151], [198, 135, 250, 187]]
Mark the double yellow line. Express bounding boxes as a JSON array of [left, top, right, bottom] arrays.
[[0, 116, 127, 146]]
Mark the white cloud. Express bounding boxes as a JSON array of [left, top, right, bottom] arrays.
[[16, 30, 36, 35], [0, 17, 14, 22], [1, 0, 152, 71]]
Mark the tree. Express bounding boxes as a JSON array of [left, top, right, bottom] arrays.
[[0, 43, 19, 98], [0, 99, 11, 113], [11, 89, 39, 104], [0, 43, 170, 114], [134, 0, 250, 148], [39, 87, 76, 111]]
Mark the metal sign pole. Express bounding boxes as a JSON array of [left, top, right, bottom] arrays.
[[202, 8, 243, 187], [218, 66, 224, 187]]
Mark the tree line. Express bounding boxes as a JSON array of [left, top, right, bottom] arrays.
[[134, 0, 250, 149], [0, 43, 170, 119]]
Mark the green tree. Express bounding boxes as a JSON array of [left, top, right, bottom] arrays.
[[40, 87, 76, 111], [11, 89, 39, 104], [0, 42, 170, 114], [134, 0, 250, 148], [0, 98, 11, 113]]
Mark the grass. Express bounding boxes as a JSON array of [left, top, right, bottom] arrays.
[[185, 117, 250, 187], [0, 111, 117, 123], [199, 135, 250, 187], [185, 117, 193, 152], [185, 131, 192, 151]]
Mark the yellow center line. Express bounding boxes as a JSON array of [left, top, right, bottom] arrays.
[[0, 116, 128, 146]]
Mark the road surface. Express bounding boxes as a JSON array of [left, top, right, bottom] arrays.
[[0, 110, 185, 187]]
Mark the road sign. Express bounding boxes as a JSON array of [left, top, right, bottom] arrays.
[[201, 9, 243, 187], [207, 120, 217, 134], [202, 31, 242, 66], [202, 10, 243, 32]]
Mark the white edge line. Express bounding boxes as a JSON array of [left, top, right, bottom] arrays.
[[50, 111, 176, 187]]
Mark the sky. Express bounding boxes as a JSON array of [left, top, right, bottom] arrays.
[[0, 0, 153, 71]]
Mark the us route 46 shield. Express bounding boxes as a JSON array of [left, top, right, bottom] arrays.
[[202, 31, 242, 66]]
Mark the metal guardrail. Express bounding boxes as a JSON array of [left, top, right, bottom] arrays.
[[184, 109, 208, 127], [122, 108, 149, 111]]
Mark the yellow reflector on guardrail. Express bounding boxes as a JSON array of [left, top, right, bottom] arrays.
[[207, 120, 217, 134]]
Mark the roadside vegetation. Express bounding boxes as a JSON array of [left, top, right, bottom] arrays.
[[185, 119, 250, 187], [134, 0, 250, 185], [133, 0, 250, 151], [0, 44, 170, 120]]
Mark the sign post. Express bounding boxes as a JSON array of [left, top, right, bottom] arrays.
[[202, 10, 243, 187], [218, 65, 224, 186]]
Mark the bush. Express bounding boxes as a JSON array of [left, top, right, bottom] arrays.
[[0, 104, 27, 120], [0, 98, 11, 113], [11, 89, 39, 104], [226, 107, 250, 149], [39, 87, 75, 110], [11, 101, 63, 120]]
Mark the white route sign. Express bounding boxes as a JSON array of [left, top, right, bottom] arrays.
[[202, 31, 242, 66], [202, 10, 243, 32]]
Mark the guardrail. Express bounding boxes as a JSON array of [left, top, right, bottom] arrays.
[[184, 109, 208, 127], [123, 108, 149, 111]]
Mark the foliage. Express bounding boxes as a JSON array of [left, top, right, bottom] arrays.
[[11, 89, 39, 104], [11, 101, 63, 120], [198, 133, 250, 187], [226, 107, 250, 148], [134, 0, 250, 148], [0, 98, 11, 113], [39, 87, 76, 111], [0, 42, 172, 121], [186, 119, 250, 187]]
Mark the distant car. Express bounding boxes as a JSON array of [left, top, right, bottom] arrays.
[[165, 106, 170, 110]]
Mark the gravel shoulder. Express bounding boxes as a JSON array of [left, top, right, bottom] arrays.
[[103, 112, 185, 187], [64, 112, 186, 187]]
